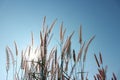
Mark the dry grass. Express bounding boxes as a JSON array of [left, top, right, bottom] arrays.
[[6, 47, 9, 80], [5, 17, 117, 80], [79, 25, 82, 44], [94, 53, 117, 80]]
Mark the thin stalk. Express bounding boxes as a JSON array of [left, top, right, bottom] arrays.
[[13, 64, 15, 80], [60, 42, 63, 80], [81, 62, 85, 80], [61, 53, 64, 80], [15, 56, 18, 75], [78, 43, 82, 79], [75, 63, 77, 80], [6, 70, 8, 80]]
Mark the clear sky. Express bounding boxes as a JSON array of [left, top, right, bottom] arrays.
[[0, 0, 120, 80]]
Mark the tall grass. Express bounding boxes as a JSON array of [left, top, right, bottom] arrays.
[[5, 16, 117, 80]]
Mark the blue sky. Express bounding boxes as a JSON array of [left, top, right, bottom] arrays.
[[0, 0, 120, 80]]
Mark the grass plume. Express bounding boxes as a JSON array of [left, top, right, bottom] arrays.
[[5, 17, 117, 80]]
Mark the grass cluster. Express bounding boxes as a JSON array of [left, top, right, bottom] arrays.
[[5, 16, 117, 80]]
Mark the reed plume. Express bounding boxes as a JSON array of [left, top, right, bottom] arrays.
[[94, 54, 100, 67], [99, 52, 103, 65], [48, 18, 57, 34], [79, 25, 82, 44], [83, 35, 95, 62], [77, 42, 85, 62], [43, 16, 46, 33], [6, 47, 9, 73], [14, 41, 18, 56], [73, 49, 76, 63], [112, 72, 117, 80], [6, 46, 15, 80], [5, 17, 117, 80]]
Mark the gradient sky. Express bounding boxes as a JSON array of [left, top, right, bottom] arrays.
[[0, 0, 120, 80]]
